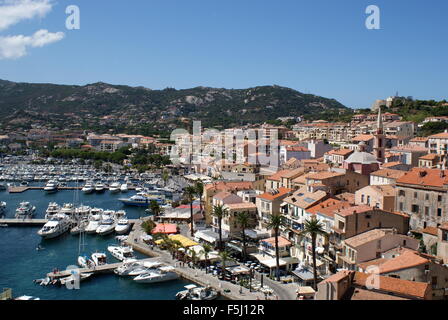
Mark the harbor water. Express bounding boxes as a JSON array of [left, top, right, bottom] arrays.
[[0, 188, 191, 300]]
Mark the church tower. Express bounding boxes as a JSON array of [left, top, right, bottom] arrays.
[[374, 107, 385, 163]]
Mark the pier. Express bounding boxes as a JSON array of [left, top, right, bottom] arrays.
[[8, 186, 137, 193], [0, 219, 139, 227]]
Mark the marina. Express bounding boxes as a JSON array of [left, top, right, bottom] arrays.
[[0, 167, 195, 300]]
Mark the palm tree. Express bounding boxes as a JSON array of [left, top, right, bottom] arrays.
[[212, 204, 229, 251], [218, 250, 231, 279], [200, 243, 213, 273], [300, 218, 327, 290], [266, 214, 284, 282], [183, 185, 196, 237], [236, 211, 251, 262], [148, 200, 162, 218], [141, 219, 156, 235], [194, 181, 204, 213]]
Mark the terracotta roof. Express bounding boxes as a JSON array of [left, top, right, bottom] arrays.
[[336, 205, 372, 217], [266, 169, 292, 181], [335, 192, 356, 204], [283, 189, 328, 209], [286, 146, 309, 152], [224, 202, 257, 210], [307, 198, 352, 219], [382, 162, 402, 168], [396, 168, 448, 188], [429, 132, 448, 139], [320, 270, 353, 284], [204, 181, 254, 192], [327, 148, 354, 156], [377, 250, 430, 274], [370, 169, 407, 180], [344, 229, 395, 248], [281, 168, 305, 179], [439, 223, 448, 231], [306, 171, 345, 180], [421, 226, 439, 236], [261, 236, 291, 247], [419, 153, 439, 161], [257, 187, 293, 201], [353, 134, 374, 142], [359, 185, 396, 197], [410, 137, 429, 142], [353, 272, 430, 300]]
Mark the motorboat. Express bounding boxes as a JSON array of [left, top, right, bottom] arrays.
[[37, 214, 72, 239], [96, 218, 116, 235], [78, 255, 95, 268], [133, 266, 179, 284], [85, 216, 102, 234], [120, 183, 129, 192], [15, 202, 36, 219], [15, 296, 40, 300], [70, 219, 88, 235], [82, 182, 94, 194], [176, 284, 219, 300], [95, 182, 105, 193], [44, 180, 59, 193], [60, 203, 75, 216], [91, 252, 107, 266], [107, 245, 135, 261], [114, 260, 144, 276], [109, 182, 120, 193], [45, 202, 60, 219], [115, 218, 131, 235], [59, 272, 93, 286]]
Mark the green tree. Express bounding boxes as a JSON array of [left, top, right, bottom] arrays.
[[300, 218, 327, 290], [194, 181, 204, 213], [141, 219, 156, 235], [148, 200, 163, 217], [212, 204, 229, 251], [183, 185, 197, 237], [236, 211, 251, 262], [200, 243, 213, 273], [218, 250, 231, 279], [266, 214, 284, 281]]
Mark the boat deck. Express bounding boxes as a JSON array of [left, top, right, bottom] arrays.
[[0, 219, 138, 227], [8, 186, 136, 193]]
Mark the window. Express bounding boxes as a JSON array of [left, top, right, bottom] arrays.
[[399, 190, 405, 197], [438, 208, 442, 217], [425, 207, 429, 215], [425, 194, 429, 201], [412, 205, 419, 213], [438, 195, 442, 202], [414, 192, 418, 199], [361, 194, 365, 203], [399, 202, 404, 211]]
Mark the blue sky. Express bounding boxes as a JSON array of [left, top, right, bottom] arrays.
[[0, 0, 447, 109]]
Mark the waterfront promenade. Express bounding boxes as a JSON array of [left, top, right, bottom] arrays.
[[125, 218, 298, 301]]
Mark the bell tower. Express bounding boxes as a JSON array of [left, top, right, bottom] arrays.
[[374, 107, 385, 163]]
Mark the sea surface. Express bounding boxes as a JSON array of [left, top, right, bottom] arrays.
[[0, 188, 191, 300]]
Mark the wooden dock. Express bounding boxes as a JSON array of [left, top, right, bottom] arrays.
[[8, 186, 137, 193], [0, 218, 48, 226], [0, 219, 138, 227]]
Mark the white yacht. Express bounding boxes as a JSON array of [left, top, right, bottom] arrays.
[[60, 203, 75, 216], [107, 245, 135, 261], [133, 266, 179, 284], [85, 215, 102, 234], [15, 202, 36, 219], [78, 255, 94, 268], [82, 182, 94, 194], [44, 180, 59, 193], [109, 182, 120, 193], [37, 214, 72, 239], [115, 218, 131, 235], [120, 183, 129, 192], [91, 252, 107, 266], [176, 284, 219, 300], [59, 272, 92, 286], [70, 219, 88, 235], [114, 260, 144, 276], [45, 202, 60, 219], [95, 182, 105, 193], [96, 218, 115, 235]]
